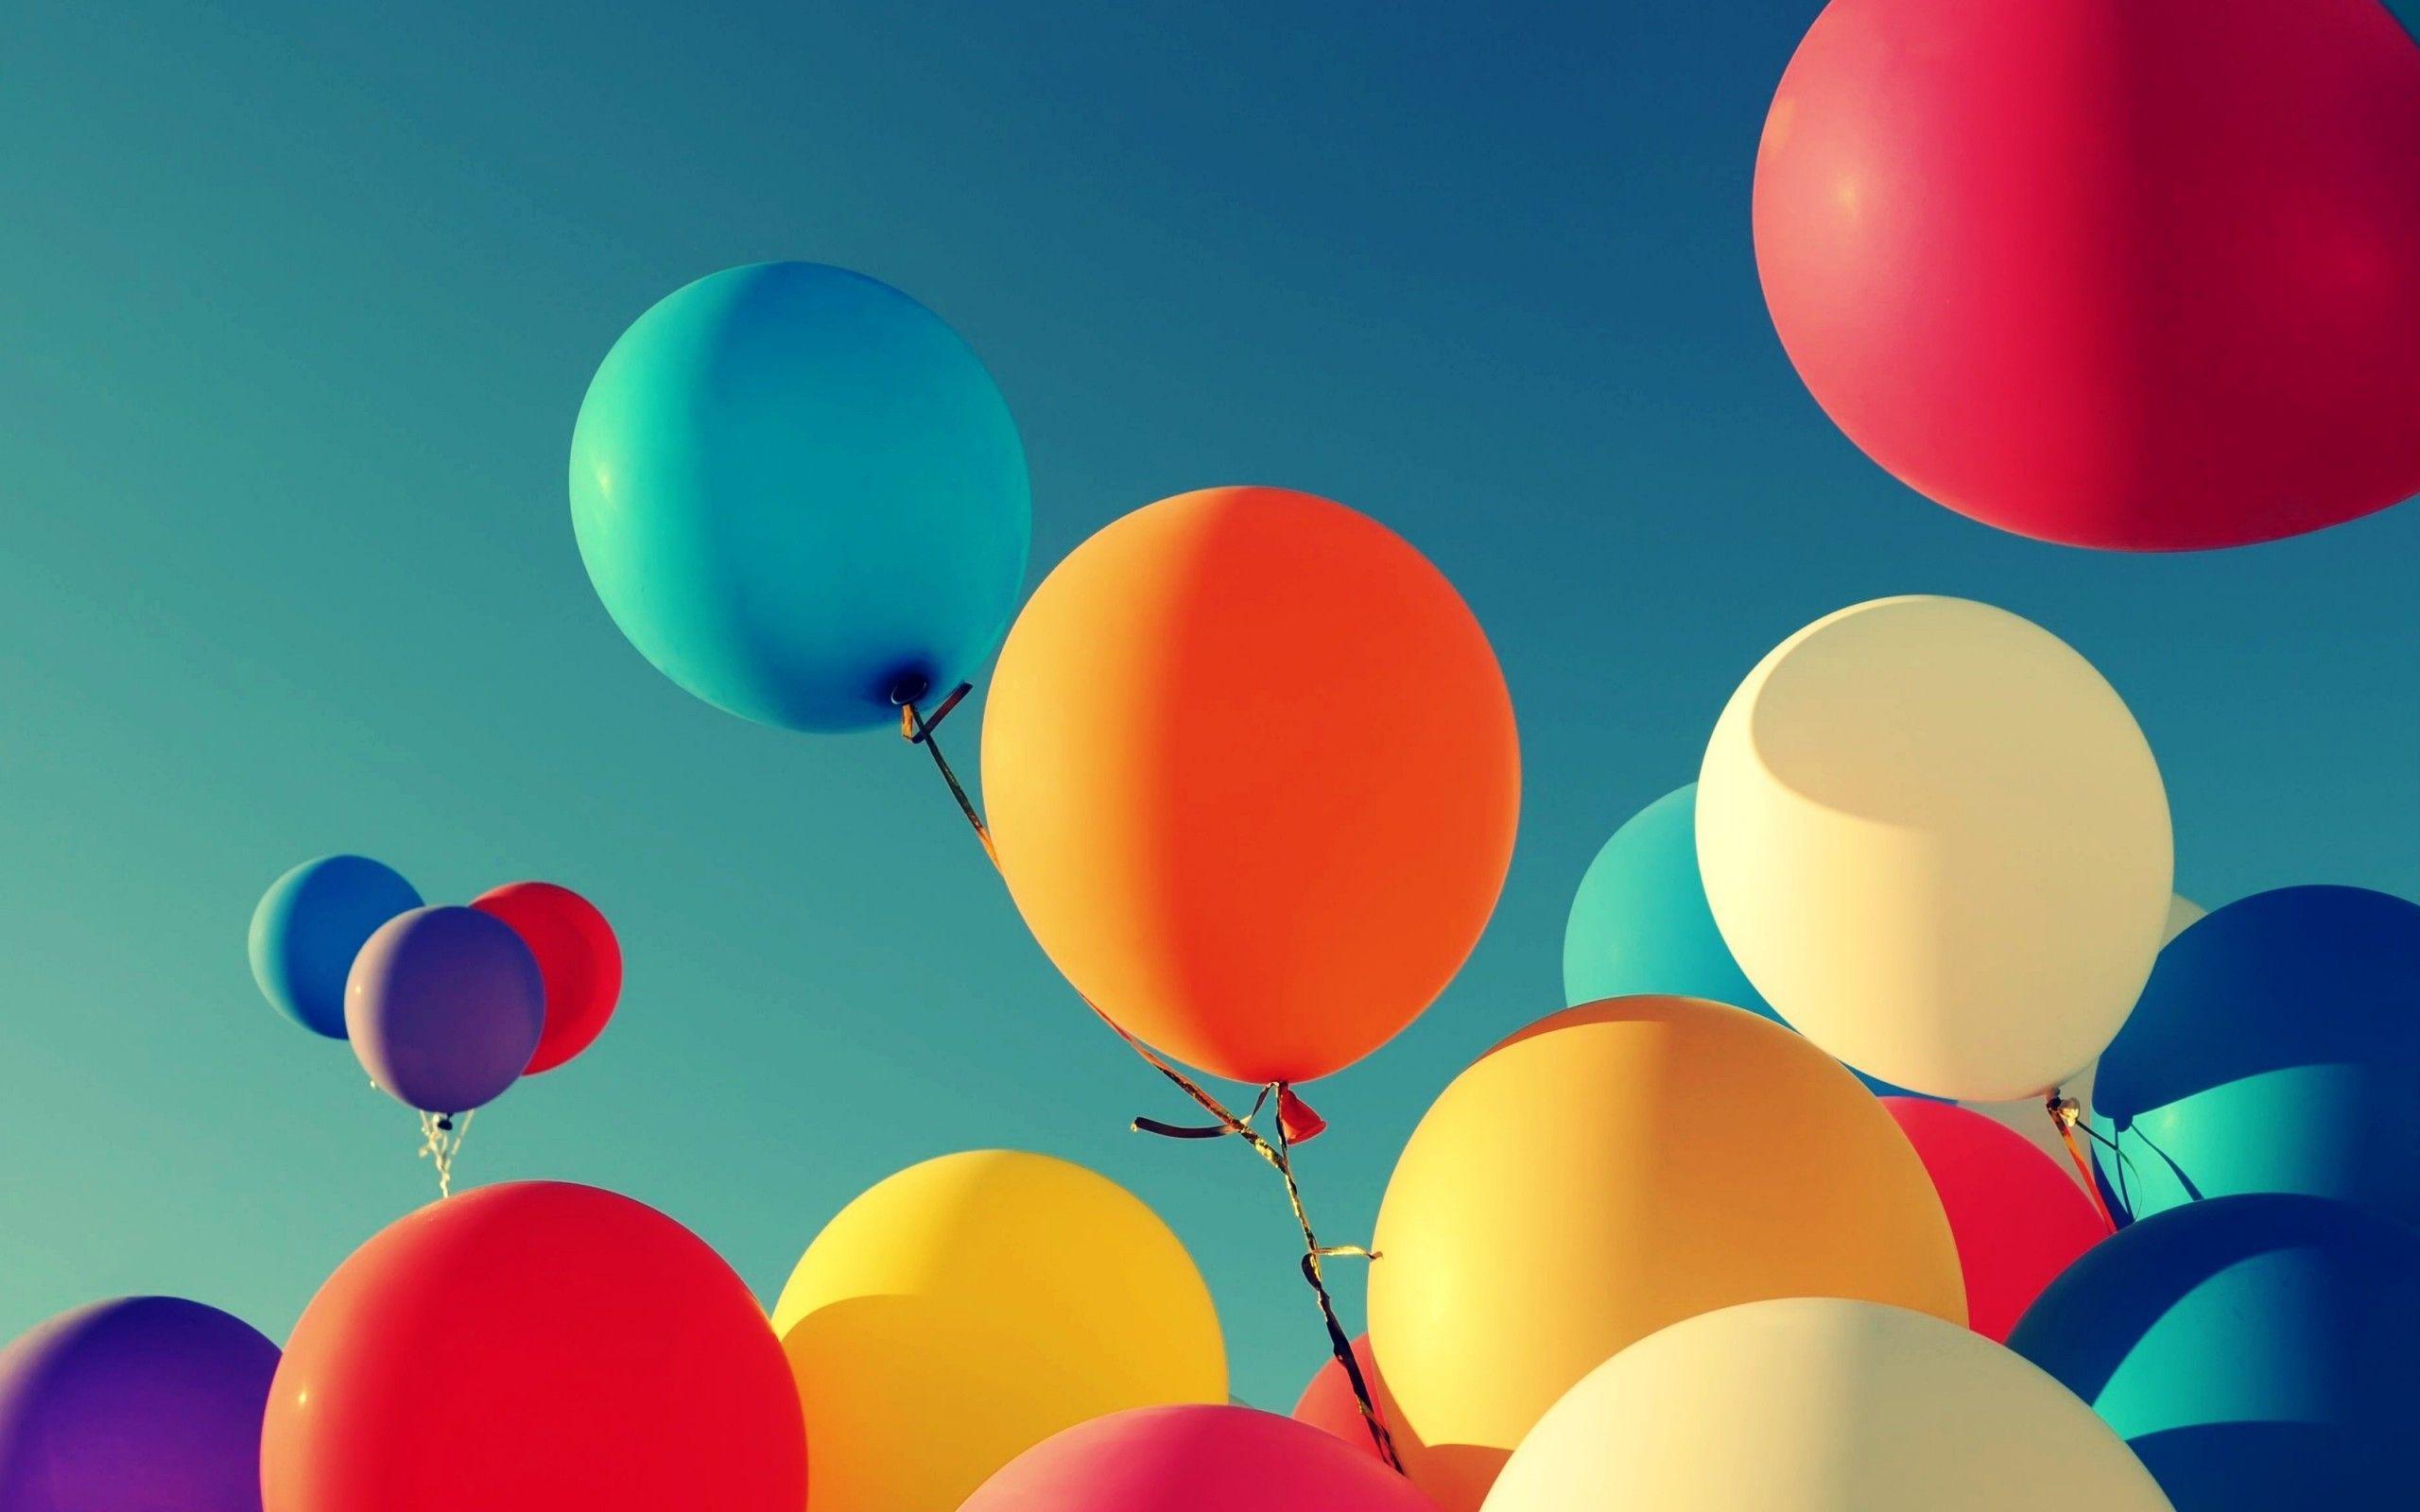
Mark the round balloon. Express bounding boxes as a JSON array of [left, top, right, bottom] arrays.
[[1485, 1298, 2171, 1511], [1288, 1335, 1388, 1463], [2092, 885, 2420, 1226], [344, 906, 544, 1112], [0, 1297, 278, 1512], [771, 1151, 1226, 1512], [1754, 0, 2420, 550], [1958, 893, 2204, 1188], [1564, 782, 1917, 1096], [249, 855, 421, 1038], [982, 486, 1519, 1084], [2011, 1194, 2420, 1507], [1880, 1099, 2105, 1341], [472, 881, 622, 1074], [1368, 997, 1963, 1511], [569, 261, 1031, 732], [260, 1181, 803, 1512], [1697, 596, 2171, 1101], [961, 1404, 1434, 1512]]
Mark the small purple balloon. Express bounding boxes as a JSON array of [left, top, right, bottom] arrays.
[[0, 1296, 279, 1512], [346, 904, 544, 1113]]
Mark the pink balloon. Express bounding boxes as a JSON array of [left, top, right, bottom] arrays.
[[1290, 1335, 1389, 1463], [1754, 0, 2420, 550], [960, 1404, 1435, 1512], [1882, 1099, 2107, 1341]]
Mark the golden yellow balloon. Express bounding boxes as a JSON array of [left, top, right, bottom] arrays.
[[1697, 595, 2172, 1101], [772, 1151, 1226, 1512], [1367, 997, 1963, 1512], [1481, 1299, 2173, 1512]]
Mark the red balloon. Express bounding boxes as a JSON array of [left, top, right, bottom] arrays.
[[1290, 1335, 1389, 1463], [960, 1404, 1430, 1512], [473, 881, 622, 1074], [1754, 0, 2420, 550], [1882, 1099, 2104, 1341], [261, 1181, 804, 1512]]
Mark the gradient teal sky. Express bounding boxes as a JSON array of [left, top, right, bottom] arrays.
[[6, 2, 2416, 1408]]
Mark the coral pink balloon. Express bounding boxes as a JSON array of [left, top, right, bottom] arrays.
[[1289, 1335, 1389, 1462], [1882, 1099, 2106, 1341], [959, 1404, 1433, 1512], [1754, 0, 2420, 550]]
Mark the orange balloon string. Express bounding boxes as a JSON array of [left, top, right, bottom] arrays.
[[900, 691, 1403, 1472], [2045, 1092, 2118, 1235]]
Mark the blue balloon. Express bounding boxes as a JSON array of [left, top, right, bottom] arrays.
[[2093, 885, 2420, 1226], [2010, 1193, 2420, 1507], [569, 262, 1031, 733], [248, 855, 422, 1039], [1563, 783, 1921, 1097]]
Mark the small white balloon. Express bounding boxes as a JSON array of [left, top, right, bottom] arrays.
[[1697, 596, 2172, 1101]]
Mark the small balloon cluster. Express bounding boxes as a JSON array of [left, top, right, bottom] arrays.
[[10, 4, 2420, 1507], [246, 855, 620, 1192]]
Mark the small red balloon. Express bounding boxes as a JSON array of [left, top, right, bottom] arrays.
[[1754, 0, 2420, 550], [1289, 1334, 1388, 1462], [1882, 1099, 2105, 1342], [261, 1181, 805, 1512], [473, 881, 622, 1074]]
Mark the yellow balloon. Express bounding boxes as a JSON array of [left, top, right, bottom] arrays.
[[1697, 595, 2172, 1101], [1367, 998, 1963, 1512], [1958, 894, 2204, 1183], [771, 1151, 1226, 1512], [1481, 1298, 2173, 1512]]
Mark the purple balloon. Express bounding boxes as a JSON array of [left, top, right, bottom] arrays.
[[0, 1296, 279, 1512], [345, 904, 544, 1113]]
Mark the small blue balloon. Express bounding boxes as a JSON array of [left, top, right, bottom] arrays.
[[569, 262, 1032, 732], [2010, 1193, 2420, 1508], [1563, 783, 1921, 1097], [248, 855, 422, 1039], [2093, 885, 2420, 1227]]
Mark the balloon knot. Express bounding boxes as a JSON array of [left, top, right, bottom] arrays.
[[1278, 1086, 1326, 1144]]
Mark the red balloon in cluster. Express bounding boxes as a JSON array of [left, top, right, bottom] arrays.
[[473, 881, 622, 1074], [1882, 1100, 2106, 1342], [1754, 0, 2420, 551], [260, 1182, 805, 1512]]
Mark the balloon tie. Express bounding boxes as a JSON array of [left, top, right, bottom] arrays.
[[2044, 1092, 2117, 1234], [899, 698, 1404, 1473], [415, 1109, 475, 1199]]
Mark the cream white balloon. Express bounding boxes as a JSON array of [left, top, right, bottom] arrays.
[[1482, 1298, 2171, 1512], [1697, 596, 2171, 1101]]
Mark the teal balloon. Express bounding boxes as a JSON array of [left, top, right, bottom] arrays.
[[569, 262, 1031, 732], [2010, 1194, 2420, 1507], [248, 854, 422, 1039], [1564, 784, 1918, 1096], [2093, 885, 2420, 1227]]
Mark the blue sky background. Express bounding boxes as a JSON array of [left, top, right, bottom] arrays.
[[5, 1, 2415, 1408]]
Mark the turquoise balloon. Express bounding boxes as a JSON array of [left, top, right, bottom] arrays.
[[2010, 1194, 2420, 1508], [1564, 784, 1917, 1096], [2093, 885, 2420, 1227], [248, 854, 422, 1039], [569, 263, 1031, 732]]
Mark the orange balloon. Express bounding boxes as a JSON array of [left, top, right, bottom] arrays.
[[981, 488, 1519, 1085]]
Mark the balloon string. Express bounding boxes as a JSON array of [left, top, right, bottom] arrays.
[[415, 1109, 474, 1199], [2044, 1092, 2118, 1234], [898, 692, 1405, 1473]]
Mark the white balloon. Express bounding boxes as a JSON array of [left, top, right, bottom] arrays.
[[1698, 596, 2172, 1101], [1483, 1298, 2171, 1512]]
